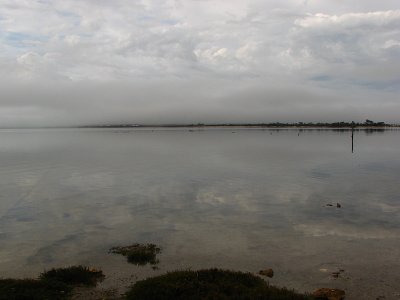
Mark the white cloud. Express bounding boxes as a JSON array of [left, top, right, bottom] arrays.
[[383, 39, 400, 49], [295, 10, 400, 28], [17, 51, 41, 66]]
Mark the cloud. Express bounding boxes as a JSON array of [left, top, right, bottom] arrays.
[[295, 10, 400, 28], [0, 0, 399, 126]]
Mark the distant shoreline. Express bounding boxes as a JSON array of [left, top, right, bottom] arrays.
[[79, 122, 398, 129], [1, 122, 399, 130]]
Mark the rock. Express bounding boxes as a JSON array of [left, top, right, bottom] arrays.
[[331, 271, 340, 278], [336, 203, 341, 208], [258, 269, 274, 278], [312, 288, 345, 300], [331, 269, 345, 279]]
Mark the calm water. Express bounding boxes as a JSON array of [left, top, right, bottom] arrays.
[[0, 128, 399, 299]]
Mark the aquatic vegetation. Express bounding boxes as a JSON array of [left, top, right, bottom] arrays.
[[40, 266, 104, 286], [125, 269, 313, 300], [109, 243, 161, 265], [0, 278, 71, 300]]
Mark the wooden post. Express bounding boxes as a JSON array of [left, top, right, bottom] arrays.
[[351, 121, 355, 153]]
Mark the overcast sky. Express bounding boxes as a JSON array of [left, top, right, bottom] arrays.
[[0, 0, 400, 126]]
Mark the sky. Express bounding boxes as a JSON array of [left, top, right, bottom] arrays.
[[0, 0, 400, 127]]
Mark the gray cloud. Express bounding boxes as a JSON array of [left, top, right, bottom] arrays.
[[0, 0, 399, 126]]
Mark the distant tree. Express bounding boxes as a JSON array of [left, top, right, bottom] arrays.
[[365, 119, 374, 125]]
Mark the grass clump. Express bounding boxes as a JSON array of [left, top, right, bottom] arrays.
[[109, 243, 161, 265], [125, 269, 313, 300], [40, 266, 104, 286], [0, 278, 71, 300]]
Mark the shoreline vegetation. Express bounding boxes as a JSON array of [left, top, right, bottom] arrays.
[[0, 266, 105, 300], [126, 269, 314, 300], [0, 244, 345, 300], [0, 267, 338, 300]]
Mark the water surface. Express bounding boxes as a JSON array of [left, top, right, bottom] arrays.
[[0, 128, 399, 299]]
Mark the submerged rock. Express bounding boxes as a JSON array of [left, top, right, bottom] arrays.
[[331, 269, 345, 279], [312, 288, 345, 300], [331, 271, 340, 278], [259, 268, 274, 278]]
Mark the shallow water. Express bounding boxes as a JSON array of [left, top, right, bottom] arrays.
[[0, 128, 399, 299]]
